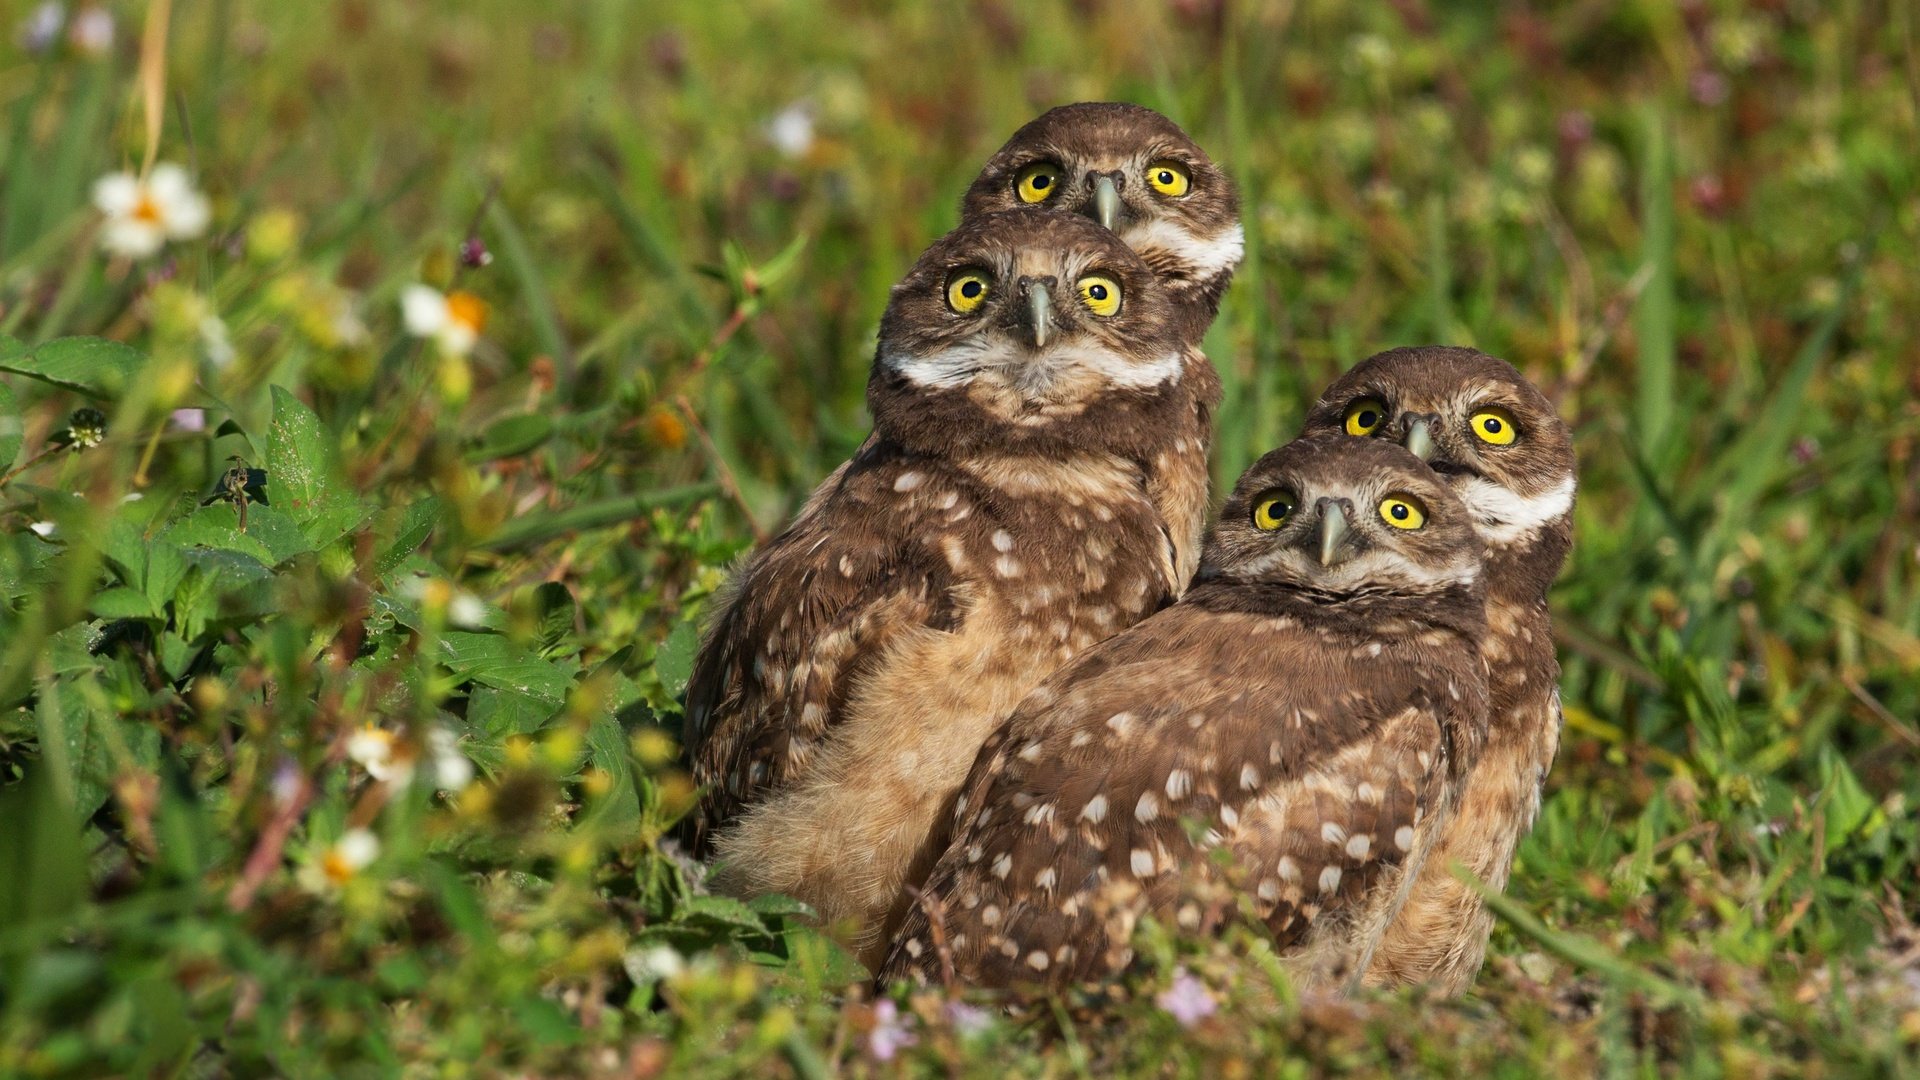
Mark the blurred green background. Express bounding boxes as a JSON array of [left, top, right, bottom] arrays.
[[0, 0, 1916, 1074]]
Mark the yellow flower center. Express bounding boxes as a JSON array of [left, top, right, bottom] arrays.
[[445, 291, 487, 333], [132, 193, 164, 225]]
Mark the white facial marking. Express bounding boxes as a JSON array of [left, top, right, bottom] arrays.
[[880, 339, 1182, 392], [1119, 218, 1246, 282], [1457, 473, 1575, 546]]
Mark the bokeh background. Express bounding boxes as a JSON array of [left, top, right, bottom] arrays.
[[1, 0, 1916, 1074]]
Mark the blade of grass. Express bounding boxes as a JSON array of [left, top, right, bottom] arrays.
[[1633, 108, 1675, 461], [486, 200, 573, 380], [476, 484, 718, 552]]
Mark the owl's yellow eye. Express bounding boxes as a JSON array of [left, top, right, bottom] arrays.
[[1252, 490, 1296, 531], [1015, 163, 1061, 204], [946, 272, 991, 314], [1471, 406, 1518, 445], [1076, 275, 1121, 317], [1343, 398, 1388, 437], [1146, 160, 1192, 197], [1378, 496, 1427, 530]]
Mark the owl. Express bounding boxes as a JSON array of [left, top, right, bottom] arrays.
[[878, 435, 1489, 991], [964, 102, 1244, 588], [1298, 345, 1577, 995], [682, 210, 1200, 968]]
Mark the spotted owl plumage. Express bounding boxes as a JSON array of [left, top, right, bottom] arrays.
[[878, 435, 1489, 991], [1299, 346, 1577, 995], [963, 102, 1243, 588], [682, 211, 1206, 967]]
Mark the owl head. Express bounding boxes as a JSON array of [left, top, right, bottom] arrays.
[[961, 103, 1243, 339], [1202, 434, 1483, 599], [869, 209, 1188, 458], [1300, 347, 1576, 593]]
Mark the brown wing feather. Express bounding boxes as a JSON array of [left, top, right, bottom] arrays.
[[680, 444, 957, 854], [880, 587, 1483, 989]]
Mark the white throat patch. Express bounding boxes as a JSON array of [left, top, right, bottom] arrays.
[[883, 341, 1182, 393], [1457, 474, 1575, 547], [1119, 219, 1245, 282]]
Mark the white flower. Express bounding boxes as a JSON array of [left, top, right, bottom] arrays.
[[199, 314, 235, 369], [17, 2, 63, 54], [67, 4, 111, 55], [28, 521, 58, 538], [448, 592, 487, 629], [346, 725, 415, 787], [170, 408, 207, 432], [427, 727, 473, 792], [623, 945, 687, 985], [92, 163, 211, 258], [766, 102, 815, 159], [1155, 968, 1217, 1028], [318, 828, 380, 885], [401, 285, 487, 356]]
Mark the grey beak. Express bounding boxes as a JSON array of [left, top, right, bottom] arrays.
[[1026, 282, 1051, 349], [1404, 417, 1435, 461], [1318, 503, 1350, 567], [1093, 175, 1121, 231]]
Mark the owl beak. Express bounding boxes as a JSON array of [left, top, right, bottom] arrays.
[[1025, 282, 1052, 349], [1403, 418, 1435, 461], [1317, 503, 1351, 567], [1093, 175, 1121, 231]]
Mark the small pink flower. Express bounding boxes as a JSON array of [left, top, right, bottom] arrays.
[[1155, 969, 1217, 1028], [866, 1000, 917, 1061], [945, 1000, 992, 1036]]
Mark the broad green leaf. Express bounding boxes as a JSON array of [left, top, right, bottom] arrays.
[[0, 337, 147, 398], [0, 378, 21, 472], [468, 686, 562, 737], [165, 502, 312, 567], [90, 587, 157, 620], [654, 621, 698, 701], [266, 385, 365, 543], [580, 714, 640, 831], [142, 542, 188, 611], [440, 632, 573, 705], [466, 413, 554, 462]]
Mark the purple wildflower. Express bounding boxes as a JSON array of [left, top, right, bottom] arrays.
[[867, 1000, 917, 1061], [1155, 969, 1217, 1028]]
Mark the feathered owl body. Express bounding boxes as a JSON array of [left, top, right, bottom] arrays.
[[1300, 346, 1576, 994], [879, 436, 1490, 990], [963, 102, 1243, 587], [684, 211, 1203, 965]]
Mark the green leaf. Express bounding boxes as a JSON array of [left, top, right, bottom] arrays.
[[142, 541, 188, 611], [466, 413, 554, 462], [468, 686, 562, 737], [165, 503, 313, 567], [0, 378, 21, 472], [90, 587, 158, 620], [266, 385, 365, 543], [580, 715, 640, 831], [1818, 747, 1876, 848], [440, 632, 573, 705], [0, 337, 147, 399], [654, 621, 698, 702], [0, 765, 86, 947], [375, 497, 441, 579]]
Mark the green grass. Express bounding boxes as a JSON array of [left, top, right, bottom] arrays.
[[1, 0, 1917, 1074]]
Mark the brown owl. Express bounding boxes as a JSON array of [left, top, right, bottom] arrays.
[[1299, 346, 1577, 995], [963, 102, 1243, 589], [682, 210, 1200, 967], [878, 435, 1489, 991]]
